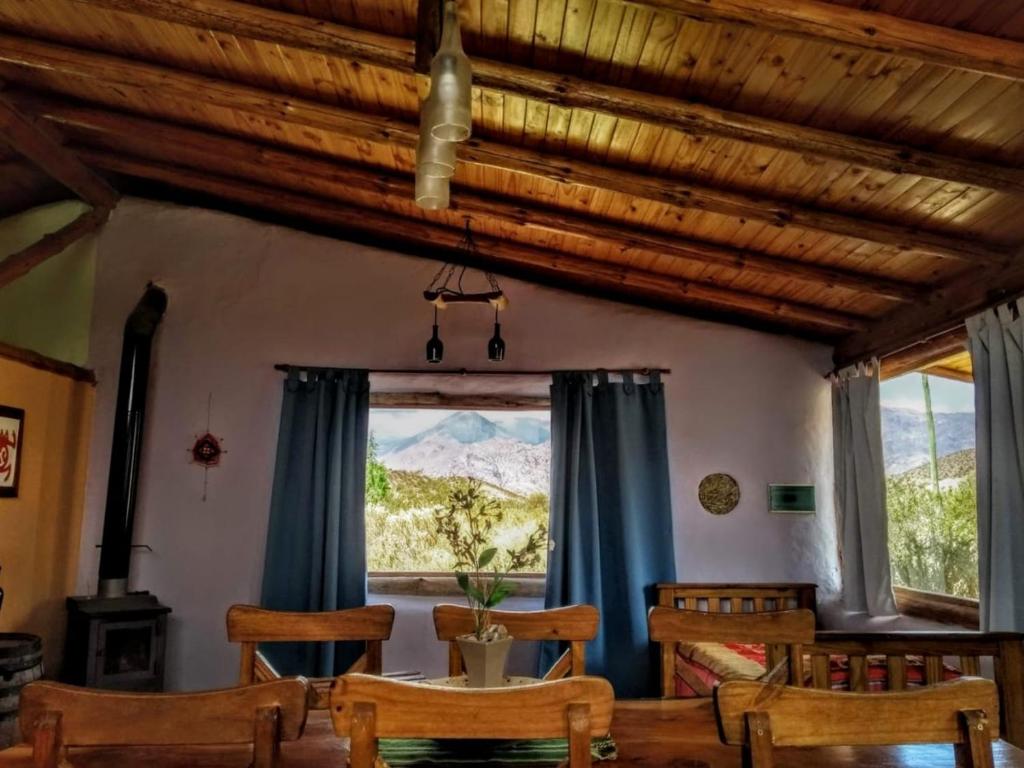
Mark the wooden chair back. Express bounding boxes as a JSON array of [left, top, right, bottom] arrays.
[[714, 677, 999, 768], [18, 679, 308, 768], [227, 603, 394, 682], [433, 603, 599, 679], [331, 673, 614, 768], [648, 606, 815, 696]]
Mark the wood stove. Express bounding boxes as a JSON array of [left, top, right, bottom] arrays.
[[62, 285, 172, 691]]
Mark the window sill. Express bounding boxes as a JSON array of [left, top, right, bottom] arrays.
[[368, 573, 546, 598], [893, 585, 979, 629]]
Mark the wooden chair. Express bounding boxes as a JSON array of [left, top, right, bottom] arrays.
[[227, 603, 395, 708], [648, 606, 816, 696], [433, 604, 599, 679], [18, 678, 308, 768], [330, 673, 614, 768], [714, 677, 1000, 768]]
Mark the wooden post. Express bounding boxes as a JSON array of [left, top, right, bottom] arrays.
[[744, 711, 775, 768], [239, 642, 256, 685], [570, 641, 585, 676], [365, 639, 383, 675], [955, 709, 994, 768], [349, 702, 378, 768], [31, 712, 62, 768], [566, 702, 592, 768], [996, 639, 1024, 748], [252, 706, 281, 768]]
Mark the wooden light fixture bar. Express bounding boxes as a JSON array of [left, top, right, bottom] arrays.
[[20, 95, 921, 303], [66, 0, 1024, 194], [0, 34, 1007, 266]]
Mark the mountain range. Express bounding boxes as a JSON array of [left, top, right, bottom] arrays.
[[881, 406, 975, 475], [378, 411, 551, 495]]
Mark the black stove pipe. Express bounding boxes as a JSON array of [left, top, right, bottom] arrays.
[[98, 285, 167, 599]]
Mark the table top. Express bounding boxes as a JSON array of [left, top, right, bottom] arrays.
[[1, 698, 1022, 768]]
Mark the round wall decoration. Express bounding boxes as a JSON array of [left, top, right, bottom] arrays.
[[698, 473, 740, 515]]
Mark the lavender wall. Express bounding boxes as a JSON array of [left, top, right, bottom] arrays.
[[79, 199, 841, 690]]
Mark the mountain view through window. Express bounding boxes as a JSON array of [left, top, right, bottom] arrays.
[[880, 374, 977, 598], [365, 409, 551, 573]]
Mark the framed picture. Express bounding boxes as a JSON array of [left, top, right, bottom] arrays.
[[0, 405, 25, 498]]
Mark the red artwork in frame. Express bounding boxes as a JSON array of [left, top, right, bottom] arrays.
[[0, 405, 25, 498]]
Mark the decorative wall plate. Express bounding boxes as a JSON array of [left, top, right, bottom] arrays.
[[698, 473, 740, 515]]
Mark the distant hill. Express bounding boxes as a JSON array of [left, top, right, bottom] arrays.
[[896, 448, 975, 484], [881, 407, 974, 474], [378, 411, 551, 495]]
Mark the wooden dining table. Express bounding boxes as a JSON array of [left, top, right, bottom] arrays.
[[1, 697, 1023, 767]]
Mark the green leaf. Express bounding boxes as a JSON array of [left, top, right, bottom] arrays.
[[456, 572, 470, 591], [477, 547, 498, 569], [466, 584, 487, 605]]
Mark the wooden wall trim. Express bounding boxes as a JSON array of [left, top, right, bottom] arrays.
[[0, 340, 96, 383], [371, 393, 550, 409], [368, 573, 545, 598], [893, 586, 979, 630]]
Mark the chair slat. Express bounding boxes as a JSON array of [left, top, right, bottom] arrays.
[[927, 655, 945, 685], [811, 654, 830, 689], [887, 655, 907, 691], [962, 656, 982, 677], [848, 655, 867, 692]]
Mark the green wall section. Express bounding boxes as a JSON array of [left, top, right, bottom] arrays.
[[0, 200, 98, 366]]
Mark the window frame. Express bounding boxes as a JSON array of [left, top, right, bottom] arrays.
[[366, 392, 552, 588]]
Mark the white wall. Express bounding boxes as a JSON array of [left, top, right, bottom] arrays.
[[79, 198, 841, 691]]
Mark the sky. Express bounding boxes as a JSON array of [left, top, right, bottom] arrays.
[[369, 408, 549, 441], [880, 373, 974, 413]]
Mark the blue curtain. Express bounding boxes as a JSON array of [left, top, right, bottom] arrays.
[[541, 371, 676, 697], [260, 368, 370, 677]]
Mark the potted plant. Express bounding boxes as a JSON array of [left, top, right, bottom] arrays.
[[434, 480, 545, 687]]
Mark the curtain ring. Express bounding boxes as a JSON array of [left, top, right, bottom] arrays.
[[622, 372, 635, 394]]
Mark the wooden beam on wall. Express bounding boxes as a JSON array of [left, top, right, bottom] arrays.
[[24, 96, 922, 302], [81, 149, 869, 334], [0, 205, 109, 289], [624, 0, 1024, 83], [0, 34, 1007, 265], [0, 339, 96, 383], [878, 326, 968, 380], [0, 92, 118, 208], [67, 0, 1024, 195], [371, 392, 551, 409], [834, 261, 1024, 367]]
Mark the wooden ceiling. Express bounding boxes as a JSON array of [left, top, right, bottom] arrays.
[[0, 0, 1022, 366]]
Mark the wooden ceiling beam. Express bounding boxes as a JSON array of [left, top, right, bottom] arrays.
[[79, 148, 867, 333], [879, 326, 968, 380], [0, 205, 110, 289], [0, 91, 118, 209], [0, 33, 1007, 266], [67, 0, 1024, 194], [834, 260, 1024, 367], [23, 95, 922, 302], [621, 0, 1024, 83]]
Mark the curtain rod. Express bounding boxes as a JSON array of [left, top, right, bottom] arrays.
[[273, 365, 671, 377]]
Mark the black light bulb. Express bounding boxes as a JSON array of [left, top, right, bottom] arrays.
[[487, 308, 505, 362], [426, 307, 444, 364]]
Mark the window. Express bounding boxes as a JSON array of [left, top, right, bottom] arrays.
[[880, 371, 977, 599], [365, 407, 550, 575]]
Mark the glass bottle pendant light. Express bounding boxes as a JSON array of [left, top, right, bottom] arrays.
[[424, 0, 472, 142], [415, 170, 450, 210], [487, 307, 505, 362], [426, 306, 444, 363], [416, 105, 456, 178]]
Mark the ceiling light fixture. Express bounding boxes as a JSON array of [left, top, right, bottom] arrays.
[[422, 221, 509, 363], [414, 0, 471, 210]]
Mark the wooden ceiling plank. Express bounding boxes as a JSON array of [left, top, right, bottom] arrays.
[[877, 325, 968, 380], [0, 91, 118, 208], [921, 364, 973, 383], [78, 145, 866, 333], [834, 261, 1024, 367], [615, 0, 1024, 83], [0, 204, 110, 289], [28, 95, 924, 302], [0, 34, 1009, 264], [63, 0, 1024, 195]]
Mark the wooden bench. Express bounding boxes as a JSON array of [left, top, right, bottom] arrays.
[[434, 604, 599, 679], [17, 678, 308, 768], [330, 673, 614, 768], [715, 677, 1000, 768]]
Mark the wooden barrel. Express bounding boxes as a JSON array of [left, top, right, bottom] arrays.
[[0, 634, 43, 749]]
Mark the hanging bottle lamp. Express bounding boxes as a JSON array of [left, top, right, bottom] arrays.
[[423, 221, 509, 363], [414, 0, 472, 210]]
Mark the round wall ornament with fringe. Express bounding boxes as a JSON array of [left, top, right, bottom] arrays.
[[698, 473, 740, 515]]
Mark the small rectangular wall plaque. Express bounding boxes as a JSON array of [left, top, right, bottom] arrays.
[[768, 484, 816, 513]]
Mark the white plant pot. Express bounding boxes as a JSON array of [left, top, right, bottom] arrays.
[[457, 635, 514, 688]]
